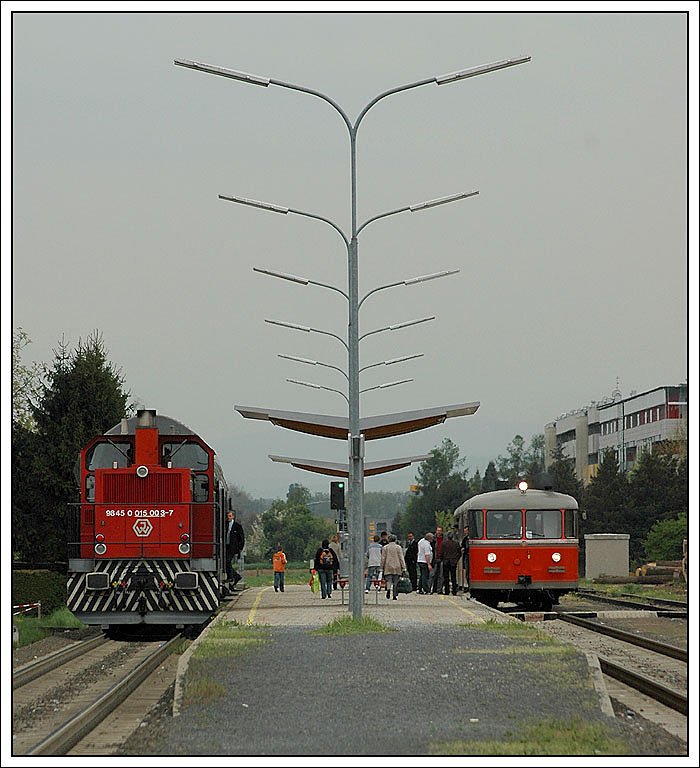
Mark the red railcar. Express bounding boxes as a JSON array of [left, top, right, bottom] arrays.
[[67, 409, 232, 631], [454, 484, 579, 610]]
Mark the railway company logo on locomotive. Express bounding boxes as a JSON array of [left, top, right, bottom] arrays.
[[132, 519, 153, 537]]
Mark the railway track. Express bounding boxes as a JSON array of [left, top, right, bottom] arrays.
[[12, 633, 182, 756], [519, 604, 688, 742], [575, 589, 687, 617]]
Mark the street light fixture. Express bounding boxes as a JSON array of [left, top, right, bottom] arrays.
[[176, 52, 530, 619], [360, 353, 424, 374], [286, 379, 349, 404], [278, 354, 349, 381], [359, 317, 435, 342], [254, 267, 349, 300], [360, 379, 414, 395], [265, 319, 348, 350], [280, 352, 423, 379]]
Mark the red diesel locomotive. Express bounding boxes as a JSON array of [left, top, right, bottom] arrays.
[[454, 483, 579, 610], [67, 409, 232, 631]]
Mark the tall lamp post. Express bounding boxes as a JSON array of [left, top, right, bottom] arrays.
[[175, 55, 530, 618]]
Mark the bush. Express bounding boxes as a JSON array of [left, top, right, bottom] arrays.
[[12, 570, 67, 615], [643, 513, 687, 562]]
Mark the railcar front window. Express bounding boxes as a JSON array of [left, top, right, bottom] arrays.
[[525, 510, 562, 538], [564, 509, 578, 538], [468, 509, 483, 538], [485, 511, 522, 539]]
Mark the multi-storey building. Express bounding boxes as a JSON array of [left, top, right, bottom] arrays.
[[544, 384, 687, 485]]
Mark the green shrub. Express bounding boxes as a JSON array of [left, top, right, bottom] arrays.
[[644, 513, 687, 562], [12, 570, 66, 615]]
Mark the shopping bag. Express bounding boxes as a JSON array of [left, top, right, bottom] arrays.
[[309, 571, 319, 593], [396, 575, 413, 594]]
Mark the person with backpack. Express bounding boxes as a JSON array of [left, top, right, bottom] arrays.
[[314, 538, 339, 599], [272, 544, 287, 593]]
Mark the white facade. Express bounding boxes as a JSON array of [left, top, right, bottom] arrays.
[[545, 384, 687, 484]]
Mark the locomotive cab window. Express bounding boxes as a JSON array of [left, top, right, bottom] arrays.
[[524, 509, 561, 539], [162, 441, 209, 470], [86, 440, 132, 470], [192, 473, 209, 503]]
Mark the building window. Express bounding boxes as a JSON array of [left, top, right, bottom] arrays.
[[626, 446, 637, 464], [602, 419, 618, 435]]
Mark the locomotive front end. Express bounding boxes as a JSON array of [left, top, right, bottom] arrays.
[[67, 410, 226, 630]]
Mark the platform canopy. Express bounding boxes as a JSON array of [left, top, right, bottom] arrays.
[[268, 454, 433, 478], [235, 402, 480, 440]]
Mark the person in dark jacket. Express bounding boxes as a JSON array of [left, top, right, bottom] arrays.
[[460, 526, 471, 593], [314, 538, 339, 599], [225, 509, 245, 588], [403, 532, 419, 591], [440, 532, 461, 596], [430, 526, 445, 593]]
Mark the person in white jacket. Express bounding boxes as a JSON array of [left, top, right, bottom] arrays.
[[381, 534, 407, 600], [416, 532, 434, 595]]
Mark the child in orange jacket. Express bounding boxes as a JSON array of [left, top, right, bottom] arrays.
[[272, 544, 287, 593]]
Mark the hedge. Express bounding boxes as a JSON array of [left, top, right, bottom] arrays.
[[12, 570, 67, 616]]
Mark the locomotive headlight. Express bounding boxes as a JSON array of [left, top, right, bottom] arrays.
[[94, 543, 107, 555], [487, 552, 497, 563], [136, 465, 149, 478], [178, 542, 191, 555], [518, 480, 528, 493], [551, 552, 561, 563]]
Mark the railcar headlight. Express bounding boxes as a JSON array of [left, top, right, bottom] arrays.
[[178, 542, 191, 555], [94, 543, 107, 555], [136, 465, 149, 478], [551, 552, 561, 562], [518, 481, 528, 493], [487, 552, 497, 563], [95, 533, 105, 542], [180, 533, 190, 542]]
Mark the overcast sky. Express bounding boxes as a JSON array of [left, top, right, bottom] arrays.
[[6, 5, 696, 500]]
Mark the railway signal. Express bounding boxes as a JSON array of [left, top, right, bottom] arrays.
[[330, 481, 345, 510]]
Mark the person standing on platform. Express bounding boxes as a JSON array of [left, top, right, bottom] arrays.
[[417, 532, 434, 595], [314, 538, 339, 599], [461, 525, 471, 594], [403, 531, 418, 592], [430, 526, 445, 594], [329, 532, 342, 590], [380, 534, 407, 600], [272, 544, 287, 593], [440, 531, 461, 596], [225, 509, 245, 589], [365, 534, 383, 594]]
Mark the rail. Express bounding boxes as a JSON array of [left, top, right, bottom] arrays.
[[25, 634, 182, 756]]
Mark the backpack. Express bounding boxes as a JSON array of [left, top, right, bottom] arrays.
[[319, 548, 334, 568]]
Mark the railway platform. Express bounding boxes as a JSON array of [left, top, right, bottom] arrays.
[[163, 583, 630, 758], [218, 581, 512, 629]]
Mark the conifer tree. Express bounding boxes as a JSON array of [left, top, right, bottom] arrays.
[[13, 332, 130, 563]]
